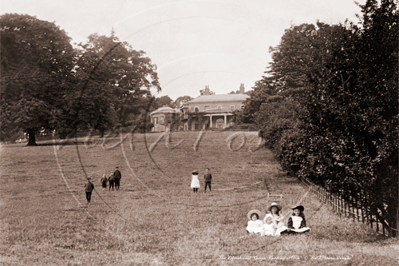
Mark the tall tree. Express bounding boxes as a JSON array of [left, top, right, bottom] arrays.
[[300, 0, 398, 235], [1, 14, 75, 145], [153, 95, 173, 109], [75, 33, 161, 130], [240, 22, 352, 126], [172, 95, 193, 108]]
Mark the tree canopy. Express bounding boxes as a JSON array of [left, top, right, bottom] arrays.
[[243, 0, 398, 236], [1, 14, 75, 145], [1, 14, 161, 144], [153, 95, 173, 109], [172, 95, 193, 108]]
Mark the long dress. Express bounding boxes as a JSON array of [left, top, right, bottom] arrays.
[[190, 174, 200, 188]]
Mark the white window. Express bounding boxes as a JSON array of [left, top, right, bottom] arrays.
[[153, 117, 158, 124], [240, 104, 245, 110], [230, 105, 235, 111], [217, 105, 222, 111], [194, 106, 199, 112]]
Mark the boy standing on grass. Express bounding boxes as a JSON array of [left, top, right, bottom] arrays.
[[84, 178, 94, 204], [204, 168, 212, 193], [108, 171, 115, 191], [114, 166, 122, 191]]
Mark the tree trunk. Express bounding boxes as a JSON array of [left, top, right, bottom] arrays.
[[26, 129, 37, 146]]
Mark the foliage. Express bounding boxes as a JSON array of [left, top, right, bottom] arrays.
[[153, 95, 173, 109], [73, 32, 160, 131], [0, 17, 161, 143], [249, 0, 398, 235], [0, 13, 75, 144], [257, 97, 303, 150], [298, 0, 398, 235], [172, 95, 193, 108]]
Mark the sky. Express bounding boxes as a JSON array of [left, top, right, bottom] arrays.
[[1, 0, 366, 100]]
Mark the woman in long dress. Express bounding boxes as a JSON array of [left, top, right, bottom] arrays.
[[190, 170, 200, 193]]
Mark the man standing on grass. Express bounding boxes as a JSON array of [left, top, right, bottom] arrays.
[[114, 166, 122, 191], [84, 178, 94, 204], [204, 168, 212, 193]]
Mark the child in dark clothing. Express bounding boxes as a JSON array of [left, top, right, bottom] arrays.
[[108, 171, 115, 191], [84, 178, 94, 204], [100, 174, 107, 191], [287, 205, 311, 233], [204, 168, 212, 192]]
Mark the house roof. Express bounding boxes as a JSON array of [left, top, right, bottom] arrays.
[[150, 106, 180, 115], [188, 94, 249, 104]]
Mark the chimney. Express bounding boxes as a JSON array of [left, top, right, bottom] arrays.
[[204, 85, 210, 95], [239, 83, 245, 94]]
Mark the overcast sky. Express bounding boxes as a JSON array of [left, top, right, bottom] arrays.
[[1, 0, 366, 100]]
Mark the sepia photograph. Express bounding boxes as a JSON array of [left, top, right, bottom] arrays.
[[1, 0, 398, 265]]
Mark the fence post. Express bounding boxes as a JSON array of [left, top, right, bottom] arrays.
[[349, 192, 354, 219], [383, 222, 385, 236], [369, 192, 373, 229], [325, 188, 327, 204], [356, 195, 360, 222], [335, 194, 337, 213], [339, 193, 342, 218], [361, 190, 364, 224]]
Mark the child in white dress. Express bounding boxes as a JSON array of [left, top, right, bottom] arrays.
[[190, 170, 200, 193], [263, 213, 278, 236], [287, 205, 311, 233], [246, 210, 264, 236]]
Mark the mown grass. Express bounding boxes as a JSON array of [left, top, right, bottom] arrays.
[[0, 131, 398, 266]]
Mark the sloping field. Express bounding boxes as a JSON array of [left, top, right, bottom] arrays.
[[0, 131, 397, 265]]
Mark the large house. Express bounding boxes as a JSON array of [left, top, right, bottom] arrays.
[[150, 106, 181, 132], [151, 84, 249, 132]]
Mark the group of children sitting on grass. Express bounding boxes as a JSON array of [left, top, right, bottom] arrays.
[[246, 203, 311, 236]]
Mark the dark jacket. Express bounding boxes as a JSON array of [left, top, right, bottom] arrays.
[[204, 173, 212, 182], [114, 170, 121, 180], [108, 174, 115, 183], [85, 181, 94, 192]]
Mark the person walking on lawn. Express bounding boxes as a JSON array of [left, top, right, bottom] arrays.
[[84, 178, 94, 204], [114, 166, 122, 191], [108, 171, 115, 191], [204, 168, 212, 193], [100, 174, 107, 191]]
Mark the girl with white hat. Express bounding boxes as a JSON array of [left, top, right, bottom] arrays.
[[246, 209, 264, 236], [190, 170, 200, 193]]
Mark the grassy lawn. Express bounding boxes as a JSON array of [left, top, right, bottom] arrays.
[[0, 131, 398, 265]]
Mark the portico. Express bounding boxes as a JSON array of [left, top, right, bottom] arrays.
[[204, 113, 233, 129]]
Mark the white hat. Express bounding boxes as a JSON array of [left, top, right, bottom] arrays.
[[247, 209, 262, 220]]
